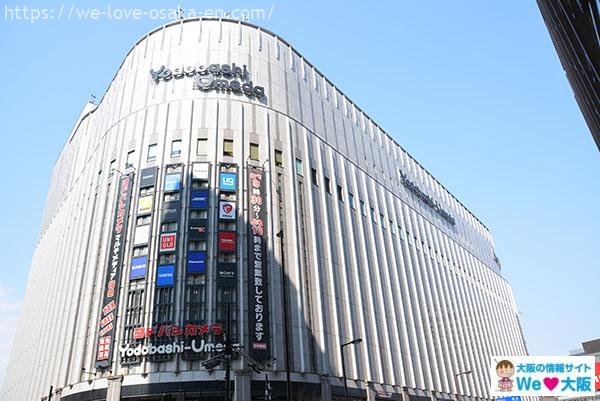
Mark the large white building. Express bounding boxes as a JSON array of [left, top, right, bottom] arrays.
[[1, 17, 528, 401]]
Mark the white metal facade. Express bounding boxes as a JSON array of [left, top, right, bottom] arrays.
[[1, 17, 528, 401]]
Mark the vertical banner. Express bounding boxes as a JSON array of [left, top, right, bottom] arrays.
[[247, 167, 270, 361], [96, 173, 134, 367]]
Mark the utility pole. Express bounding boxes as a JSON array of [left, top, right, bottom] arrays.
[[47, 385, 53, 401]]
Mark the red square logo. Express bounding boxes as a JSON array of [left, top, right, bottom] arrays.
[[595, 362, 600, 391], [160, 233, 177, 252]]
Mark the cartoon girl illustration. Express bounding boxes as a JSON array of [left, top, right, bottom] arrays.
[[496, 360, 515, 391]]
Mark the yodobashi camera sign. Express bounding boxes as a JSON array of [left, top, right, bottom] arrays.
[[149, 63, 266, 100], [119, 339, 241, 358]]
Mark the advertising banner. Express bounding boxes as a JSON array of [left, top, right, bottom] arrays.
[[96, 173, 134, 367], [190, 189, 209, 209], [187, 251, 206, 273], [192, 163, 210, 180], [161, 201, 180, 222], [219, 201, 236, 220], [164, 173, 181, 191], [189, 219, 208, 239], [490, 356, 596, 397], [217, 263, 237, 286], [157, 265, 175, 287], [218, 231, 236, 252], [139, 167, 158, 188], [130, 256, 147, 279], [133, 225, 150, 246], [247, 167, 270, 362], [137, 195, 153, 214], [219, 172, 237, 192], [160, 233, 177, 252]]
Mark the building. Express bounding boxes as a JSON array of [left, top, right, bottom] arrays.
[[1, 17, 529, 401], [537, 0, 600, 151]]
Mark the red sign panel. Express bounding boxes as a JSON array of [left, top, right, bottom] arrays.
[[160, 233, 177, 252], [218, 231, 236, 252], [595, 362, 600, 391]]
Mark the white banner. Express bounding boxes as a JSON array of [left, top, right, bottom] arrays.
[[490, 356, 595, 397]]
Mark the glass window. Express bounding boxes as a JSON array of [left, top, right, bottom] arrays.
[[311, 168, 318, 186], [136, 215, 151, 225], [158, 254, 176, 265], [126, 150, 135, 167], [164, 192, 180, 202], [197, 138, 208, 156], [275, 150, 283, 167], [360, 200, 366, 216], [161, 222, 178, 232], [295, 159, 303, 176], [171, 140, 182, 157], [349, 193, 355, 209], [190, 210, 208, 219], [223, 139, 234, 157], [147, 144, 157, 162], [189, 240, 207, 251], [250, 143, 259, 161], [132, 246, 148, 257], [337, 185, 343, 202], [109, 159, 116, 175], [324, 177, 331, 194]]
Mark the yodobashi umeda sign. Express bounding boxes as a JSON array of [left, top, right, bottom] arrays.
[[150, 63, 266, 100], [119, 339, 241, 358]]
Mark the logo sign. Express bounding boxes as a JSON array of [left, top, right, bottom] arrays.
[[150, 63, 266, 101], [217, 263, 237, 286], [137, 195, 153, 214], [247, 167, 270, 362], [119, 339, 241, 358], [161, 201, 180, 222], [130, 256, 147, 279], [400, 171, 456, 226], [192, 163, 210, 180], [139, 167, 158, 188], [164, 173, 181, 191], [160, 233, 177, 252], [96, 173, 134, 367], [190, 189, 209, 209], [496, 396, 522, 401], [187, 251, 206, 274], [596, 362, 600, 391], [218, 231, 236, 252], [157, 265, 175, 287], [490, 356, 595, 397], [133, 225, 150, 246], [219, 201, 236, 220], [189, 219, 208, 239], [219, 172, 237, 191]]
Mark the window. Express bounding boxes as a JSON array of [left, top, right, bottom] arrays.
[[324, 177, 331, 194], [158, 254, 176, 265], [136, 215, 151, 225], [171, 140, 182, 157], [219, 221, 236, 231], [164, 193, 180, 202], [371, 207, 376, 223], [250, 143, 259, 161], [161, 222, 178, 232], [220, 192, 236, 201], [109, 159, 116, 175], [189, 240, 207, 251], [218, 253, 237, 263], [190, 210, 208, 219], [166, 164, 182, 174], [360, 200, 366, 216], [192, 181, 209, 189], [132, 246, 148, 257], [140, 187, 154, 196], [349, 193, 355, 209], [126, 150, 135, 167], [147, 144, 157, 162], [196, 138, 208, 156], [337, 185, 344, 202], [223, 139, 234, 157], [274, 150, 283, 167], [311, 168, 318, 186], [295, 159, 303, 176]]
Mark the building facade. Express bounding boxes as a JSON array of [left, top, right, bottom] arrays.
[[537, 0, 600, 151], [1, 17, 528, 401]]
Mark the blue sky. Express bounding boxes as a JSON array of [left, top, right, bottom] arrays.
[[0, 0, 598, 385]]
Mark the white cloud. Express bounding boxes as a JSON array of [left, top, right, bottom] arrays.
[[0, 284, 22, 390]]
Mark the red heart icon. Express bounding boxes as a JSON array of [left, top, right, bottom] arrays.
[[543, 377, 559, 391]]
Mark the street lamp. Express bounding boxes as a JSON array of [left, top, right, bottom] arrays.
[[454, 369, 472, 401], [340, 338, 362, 401]]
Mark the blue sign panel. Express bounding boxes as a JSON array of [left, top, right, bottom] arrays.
[[496, 397, 522, 401], [157, 265, 175, 287], [130, 256, 147, 279], [164, 173, 181, 191], [187, 251, 206, 273], [190, 189, 209, 209], [219, 172, 237, 191]]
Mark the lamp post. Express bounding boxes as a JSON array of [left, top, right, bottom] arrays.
[[340, 338, 362, 401], [454, 370, 472, 401]]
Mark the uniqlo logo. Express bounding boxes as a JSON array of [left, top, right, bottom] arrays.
[[595, 362, 600, 391]]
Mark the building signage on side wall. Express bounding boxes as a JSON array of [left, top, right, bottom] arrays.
[[219, 201, 236, 220], [247, 167, 270, 362], [192, 163, 210, 180], [399, 171, 456, 226], [96, 173, 134, 367], [219, 172, 237, 192], [139, 167, 158, 188], [150, 63, 266, 100]]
